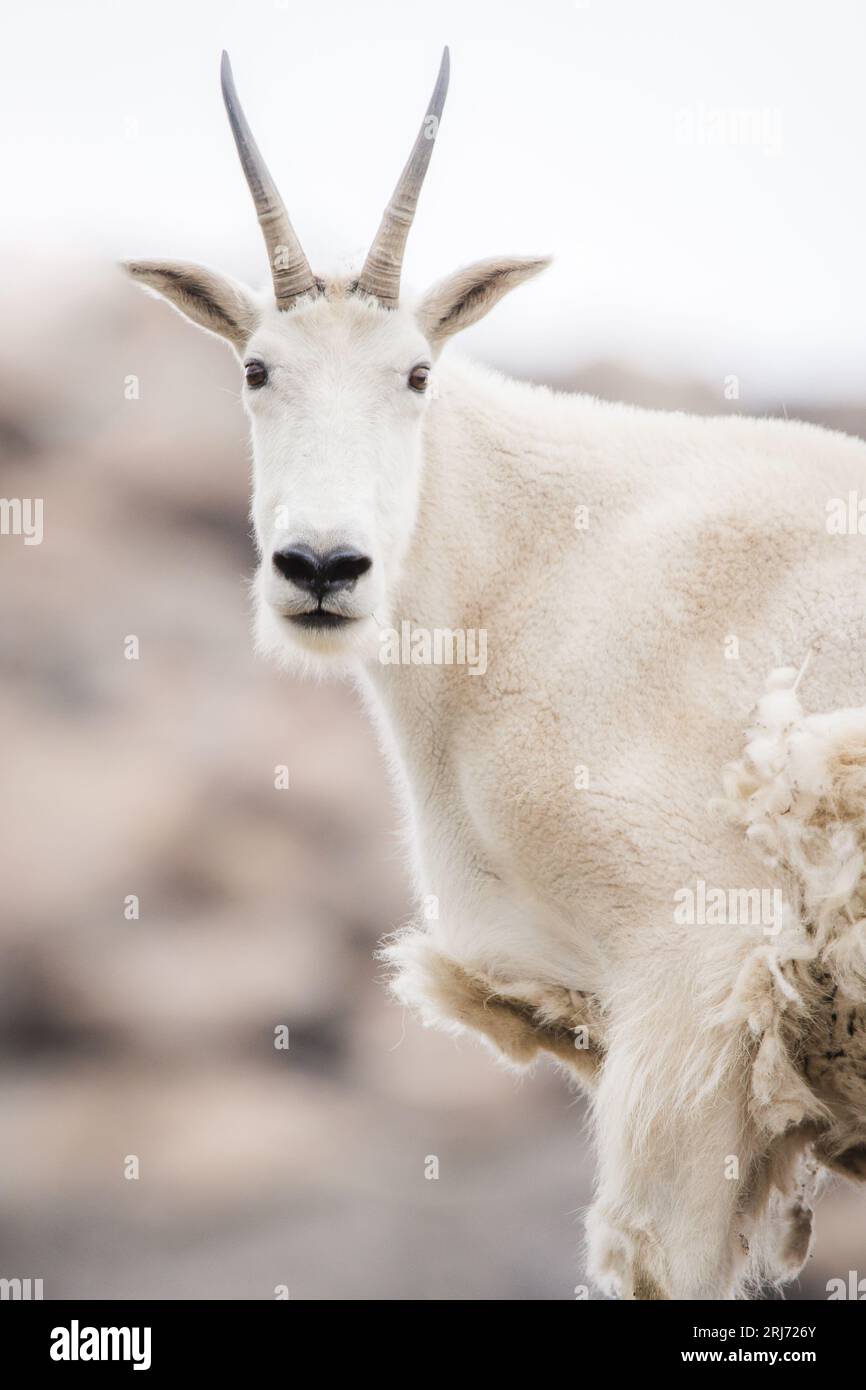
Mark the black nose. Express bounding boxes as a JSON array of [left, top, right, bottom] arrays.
[[272, 544, 372, 598]]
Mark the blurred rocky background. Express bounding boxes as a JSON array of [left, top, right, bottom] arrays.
[[1, 260, 864, 1299]]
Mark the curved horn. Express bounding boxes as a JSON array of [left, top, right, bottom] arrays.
[[220, 51, 317, 310], [356, 48, 450, 309]]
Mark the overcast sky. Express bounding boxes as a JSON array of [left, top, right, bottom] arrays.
[[3, 0, 865, 397]]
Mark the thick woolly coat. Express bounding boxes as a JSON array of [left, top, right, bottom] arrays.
[[371, 354, 866, 1298]]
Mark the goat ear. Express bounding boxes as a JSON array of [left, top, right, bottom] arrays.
[[417, 255, 550, 349], [122, 260, 259, 351]]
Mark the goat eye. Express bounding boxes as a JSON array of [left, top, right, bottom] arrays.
[[244, 359, 268, 389], [408, 364, 430, 393]]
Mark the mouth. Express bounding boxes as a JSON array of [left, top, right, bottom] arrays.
[[287, 608, 356, 631]]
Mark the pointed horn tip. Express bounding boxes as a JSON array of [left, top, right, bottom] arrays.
[[437, 46, 450, 95]]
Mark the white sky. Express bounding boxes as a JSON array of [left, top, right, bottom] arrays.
[[2, 0, 866, 396]]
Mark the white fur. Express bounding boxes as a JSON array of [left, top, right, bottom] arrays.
[[126, 251, 866, 1299]]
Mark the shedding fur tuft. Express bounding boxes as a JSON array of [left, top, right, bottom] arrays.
[[719, 664, 866, 1179]]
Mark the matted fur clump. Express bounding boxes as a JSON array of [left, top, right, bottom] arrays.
[[381, 928, 605, 1084], [718, 663, 866, 1179]]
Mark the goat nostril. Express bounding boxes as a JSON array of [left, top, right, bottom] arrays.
[[321, 551, 373, 587], [272, 545, 321, 589], [272, 546, 372, 596]]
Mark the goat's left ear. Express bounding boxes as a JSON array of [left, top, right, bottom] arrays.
[[122, 259, 259, 352], [416, 255, 551, 350]]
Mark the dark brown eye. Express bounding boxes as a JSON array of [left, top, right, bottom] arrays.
[[408, 364, 430, 393], [244, 359, 268, 389]]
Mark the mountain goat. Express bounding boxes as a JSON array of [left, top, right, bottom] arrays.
[[125, 49, 866, 1299]]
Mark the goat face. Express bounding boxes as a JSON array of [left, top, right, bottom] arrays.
[[246, 287, 432, 667]]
